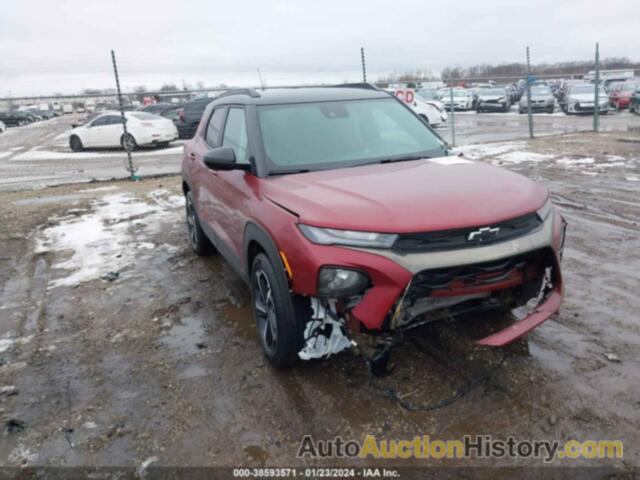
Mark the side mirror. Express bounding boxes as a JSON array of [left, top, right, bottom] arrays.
[[203, 146, 251, 171]]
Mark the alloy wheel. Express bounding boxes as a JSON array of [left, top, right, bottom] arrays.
[[123, 134, 136, 151], [185, 195, 197, 248], [253, 269, 277, 355]]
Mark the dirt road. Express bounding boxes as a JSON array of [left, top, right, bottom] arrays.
[[0, 132, 638, 477]]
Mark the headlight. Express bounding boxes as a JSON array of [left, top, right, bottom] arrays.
[[537, 198, 554, 221], [318, 267, 369, 297], [497, 97, 505, 102], [298, 224, 398, 248]]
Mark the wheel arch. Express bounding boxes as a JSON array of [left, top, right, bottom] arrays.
[[244, 222, 287, 282]]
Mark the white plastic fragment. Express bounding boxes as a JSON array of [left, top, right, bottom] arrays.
[[298, 298, 355, 360]]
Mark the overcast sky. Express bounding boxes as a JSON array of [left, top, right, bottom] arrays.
[[1, 0, 638, 96]]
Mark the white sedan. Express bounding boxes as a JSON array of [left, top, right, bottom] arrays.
[[69, 111, 178, 151]]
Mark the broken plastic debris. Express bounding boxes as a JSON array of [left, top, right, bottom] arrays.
[[5, 419, 26, 434], [137, 455, 159, 478], [102, 271, 120, 282], [604, 352, 621, 363], [0, 385, 18, 396], [298, 298, 355, 360]]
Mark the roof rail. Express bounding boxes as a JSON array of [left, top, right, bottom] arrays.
[[331, 82, 381, 91], [216, 88, 261, 100]]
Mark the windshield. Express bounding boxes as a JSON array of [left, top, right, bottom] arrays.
[[479, 88, 506, 96], [531, 86, 551, 95], [571, 85, 606, 95], [258, 98, 445, 172], [451, 90, 469, 97], [417, 90, 438, 100], [622, 83, 639, 92], [130, 112, 158, 120]]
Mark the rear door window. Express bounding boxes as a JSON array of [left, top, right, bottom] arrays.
[[91, 116, 109, 127]]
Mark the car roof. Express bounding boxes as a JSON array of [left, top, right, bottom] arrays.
[[211, 87, 390, 106]]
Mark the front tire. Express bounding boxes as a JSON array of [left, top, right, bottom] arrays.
[[185, 191, 214, 256], [250, 253, 305, 367], [70, 135, 84, 152]]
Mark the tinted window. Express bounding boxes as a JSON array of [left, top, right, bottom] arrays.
[[185, 99, 212, 113], [206, 109, 226, 147], [91, 116, 109, 127], [105, 115, 123, 125], [222, 108, 249, 163]]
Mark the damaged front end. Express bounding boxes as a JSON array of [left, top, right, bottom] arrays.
[[295, 206, 566, 361], [389, 247, 562, 345]]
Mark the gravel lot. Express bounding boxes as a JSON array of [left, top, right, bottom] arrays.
[[0, 130, 638, 477]]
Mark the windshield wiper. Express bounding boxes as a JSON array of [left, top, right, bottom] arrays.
[[379, 154, 429, 164], [268, 168, 311, 176]]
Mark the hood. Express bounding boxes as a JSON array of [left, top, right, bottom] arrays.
[[262, 157, 548, 233], [568, 93, 597, 102], [479, 94, 505, 101]]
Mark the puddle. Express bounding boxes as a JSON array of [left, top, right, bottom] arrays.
[[222, 302, 257, 340], [529, 341, 574, 375], [243, 444, 269, 465], [160, 316, 207, 356], [177, 364, 208, 379]]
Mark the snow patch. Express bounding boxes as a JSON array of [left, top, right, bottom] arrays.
[[35, 193, 177, 288], [495, 151, 553, 164], [13, 146, 182, 161], [626, 175, 639, 182], [454, 141, 525, 159], [555, 157, 595, 166]]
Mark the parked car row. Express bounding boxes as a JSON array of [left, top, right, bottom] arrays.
[[0, 109, 61, 128], [418, 78, 640, 116]]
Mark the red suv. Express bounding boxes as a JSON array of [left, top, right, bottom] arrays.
[[181, 86, 566, 366]]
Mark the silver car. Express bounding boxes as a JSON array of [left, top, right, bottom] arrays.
[[563, 84, 609, 115], [519, 85, 555, 114]]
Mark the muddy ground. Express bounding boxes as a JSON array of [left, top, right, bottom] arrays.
[[0, 132, 638, 477]]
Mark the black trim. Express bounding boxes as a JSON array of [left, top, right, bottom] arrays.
[[199, 220, 247, 283], [244, 222, 288, 287], [393, 213, 543, 254]]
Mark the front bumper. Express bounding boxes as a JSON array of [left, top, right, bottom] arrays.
[[478, 101, 508, 111], [521, 101, 554, 111], [287, 209, 565, 347], [567, 101, 609, 113]]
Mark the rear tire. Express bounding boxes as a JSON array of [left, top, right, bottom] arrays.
[[185, 191, 214, 256], [69, 135, 84, 152], [121, 133, 137, 152], [250, 253, 306, 367]]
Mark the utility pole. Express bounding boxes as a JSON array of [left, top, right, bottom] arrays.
[[360, 47, 367, 83], [111, 50, 137, 180], [449, 74, 456, 147], [526, 46, 534, 139], [594, 42, 600, 132]]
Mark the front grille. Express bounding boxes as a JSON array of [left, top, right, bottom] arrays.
[[392, 212, 542, 254], [408, 254, 526, 297]]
